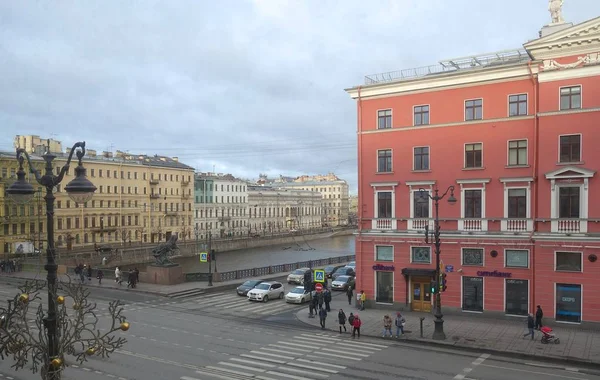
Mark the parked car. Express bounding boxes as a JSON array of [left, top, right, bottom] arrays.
[[285, 286, 312, 304], [236, 279, 267, 296], [324, 264, 345, 278], [331, 266, 355, 280], [287, 267, 311, 285], [347, 261, 356, 270], [331, 275, 355, 291], [248, 281, 285, 303]]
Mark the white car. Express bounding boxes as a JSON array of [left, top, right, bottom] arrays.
[[247, 281, 285, 303], [287, 268, 311, 285], [285, 286, 311, 304]]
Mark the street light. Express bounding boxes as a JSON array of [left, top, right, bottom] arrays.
[[2, 142, 128, 379], [418, 185, 456, 341]]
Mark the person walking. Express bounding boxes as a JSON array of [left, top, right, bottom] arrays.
[[348, 312, 355, 330], [352, 314, 362, 339], [346, 286, 353, 306], [524, 313, 535, 340], [535, 305, 543, 330], [311, 293, 319, 317], [324, 288, 332, 312], [359, 290, 366, 310], [96, 269, 104, 284], [395, 312, 406, 338], [317, 291, 324, 311], [382, 315, 393, 338], [86, 265, 92, 283], [115, 267, 122, 285], [134, 267, 140, 284], [319, 307, 327, 329], [338, 309, 347, 333]]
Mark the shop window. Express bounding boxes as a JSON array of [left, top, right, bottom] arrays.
[[555, 252, 582, 272], [555, 284, 581, 323], [505, 279, 528, 316], [411, 247, 431, 264], [462, 248, 483, 266], [462, 276, 483, 312], [375, 271, 393, 304], [506, 250, 529, 268], [375, 246, 393, 262]]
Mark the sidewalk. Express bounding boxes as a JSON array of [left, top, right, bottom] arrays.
[[0, 270, 286, 297], [295, 302, 600, 367]]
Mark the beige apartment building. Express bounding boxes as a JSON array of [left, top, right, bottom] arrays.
[[1, 138, 194, 255]]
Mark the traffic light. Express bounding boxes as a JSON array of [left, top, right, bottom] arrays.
[[209, 249, 216, 261], [441, 273, 447, 292], [430, 281, 438, 294]]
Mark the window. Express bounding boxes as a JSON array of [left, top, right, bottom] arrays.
[[411, 247, 431, 263], [464, 190, 482, 218], [555, 284, 581, 323], [508, 140, 527, 166], [462, 277, 484, 312], [506, 279, 528, 316], [413, 147, 429, 171], [375, 271, 394, 304], [465, 99, 483, 120], [507, 189, 527, 218], [462, 248, 483, 266], [505, 250, 529, 268], [509, 94, 527, 116], [414, 105, 429, 125], [556, 251, 582, 272], [559, 187, 580, 218], [559, 135, 581, 163], [377, 109, 392, 129], [377, 192, 392, 218], [560, 86, 581, 110], [413, 191, 429, 218], [377, 149, 392, 173], [375, 246, 393, 261], [464, 143, 482, 168]]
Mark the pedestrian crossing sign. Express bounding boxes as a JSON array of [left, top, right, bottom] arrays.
[[314, 269, 325, 283], [200, 252, 208, 262]]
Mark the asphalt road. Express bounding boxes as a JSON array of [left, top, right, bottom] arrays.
[[1, 278, 599, 380]]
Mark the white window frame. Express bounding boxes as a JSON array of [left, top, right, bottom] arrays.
[[506, 139, 529, 166], [413, 145, 431, 171], [545, 166, 594, 233], [557, 133, 582, 164], [559, 84, 582, 111], [554, 251, 583, 273], [464, 98, 483, 121], [507, 93, 528, 117], [413, 104, 431, 126], [500, 179, 533, 220], [371, 182, 398, 220], [375, 245, 394, 262], [461, 247, 485, 266], [464, 142, 484, 169], [504, 249, 530, 269], [457, 179, 490, 231], [376, 108, 393, 129], [376, 148, 393, 173], [504, 278, 530, 316], [374, 271, 395, 305], [410, 246, 432, 264]]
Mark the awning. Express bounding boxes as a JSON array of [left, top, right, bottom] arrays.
[[401, 268, 436, 277]]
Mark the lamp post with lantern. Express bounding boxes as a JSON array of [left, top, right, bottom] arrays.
[[418, 185, 456, 341]]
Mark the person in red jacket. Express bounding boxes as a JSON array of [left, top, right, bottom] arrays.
[[352, 314, 362, 339]]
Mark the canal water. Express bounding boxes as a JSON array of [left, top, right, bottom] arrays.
[[171, 235, 355, 273]]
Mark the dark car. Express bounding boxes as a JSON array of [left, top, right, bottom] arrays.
[[324, 264, 344, 279], [236, 279, 266, 296], [331, 275, 356, 291], [331, 266, 355, 280]]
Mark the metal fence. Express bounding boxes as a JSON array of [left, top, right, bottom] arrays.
[[187, 254, 355, 283]]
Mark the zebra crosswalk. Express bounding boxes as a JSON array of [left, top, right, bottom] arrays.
[[179, 331, 387, 380]]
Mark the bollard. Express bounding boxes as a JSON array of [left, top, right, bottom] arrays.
[[420, 317, 425, 337]]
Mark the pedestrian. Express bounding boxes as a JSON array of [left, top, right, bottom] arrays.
[[96, 269, 104, 284], [348, 312, 355, 329], [395, 312, 406, 338], [319, 307, 327, 329], [346, 286, 353, 306], [360, 290, 366, 310], [311, 292, 319, 317], [309, 293, 315, 318], [127, 269, 135, 288], [317, 291, 324, 310], [382, 314, 393, 337], [524, 313, 535, 340], [134, 267, 140, 283], [86, 265, 92, 282], [535, 305, 543, 330], [338, 309, 347, 333], [324, 288, 332, 312], [115, 266, 122, 285], [352, 313, 362, 339]]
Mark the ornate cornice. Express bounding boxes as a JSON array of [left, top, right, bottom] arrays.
[[540, 52, 600, 71]]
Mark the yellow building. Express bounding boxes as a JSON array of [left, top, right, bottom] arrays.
[[0, 145, 194, 255]]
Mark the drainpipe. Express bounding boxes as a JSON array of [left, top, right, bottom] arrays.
[[357, 86, 363, 294], [527, 60, 540, 312]]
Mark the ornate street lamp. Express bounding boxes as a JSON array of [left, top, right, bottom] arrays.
[[1, 142, 129, 380], [418, 185, 456, 341]]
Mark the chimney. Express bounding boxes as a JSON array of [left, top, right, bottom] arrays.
[[172, 157, 179, 162]]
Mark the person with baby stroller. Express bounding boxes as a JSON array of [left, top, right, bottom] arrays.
[[540, 326, 560, 344]]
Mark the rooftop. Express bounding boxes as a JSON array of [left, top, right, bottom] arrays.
[[363, 48, 530, 86]]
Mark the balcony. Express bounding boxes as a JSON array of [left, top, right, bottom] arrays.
[[371, 218, 397, 230], [552, 219, 587, 234], [182, 193, 191, 199], [458, 218, 488, 232], [149, 179, 159, 185], [90, 226, 118, 233], [218, 216, 232, 222], [408, 218, 433, 231], [181, 179, 190, 186], [149, 194, 160, 199], [501, 219, 533, 233], [165, 211, 179, 216]]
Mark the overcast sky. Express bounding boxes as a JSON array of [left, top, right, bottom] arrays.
[[1, 1, 598, 194]]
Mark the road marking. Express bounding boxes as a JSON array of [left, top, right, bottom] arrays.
[[268, 344, 312, 352], [278, 366, 330, 378], [285, 361, 339, 374], [265, 371, 314, 380], [206, 366, 250, 377], [240, 354, 286, 364], [295, 358, 346, 369], [218, 361, 266, 372], [250, 351, 296, 360], [479, 364, 589, 379], [454, 353, 490, 380], [229, 358, 276, 368]]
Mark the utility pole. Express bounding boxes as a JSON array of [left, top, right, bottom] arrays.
[[207, 232, 213, 286]]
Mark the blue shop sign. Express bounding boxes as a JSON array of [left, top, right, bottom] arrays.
[[477, 270, 512, 278], [373, 264, 395, 271]]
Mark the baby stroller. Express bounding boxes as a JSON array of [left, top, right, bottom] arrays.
[[540, 326, 560, 344]]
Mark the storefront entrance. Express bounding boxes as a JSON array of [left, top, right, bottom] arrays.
[[411, 277, 432, 312]]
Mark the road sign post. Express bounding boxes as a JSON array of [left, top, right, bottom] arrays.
[[313, 269, 325, 283], [200, 252, 207, 263], [315, 283, 323, 293]]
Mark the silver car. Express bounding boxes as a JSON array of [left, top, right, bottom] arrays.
[[247, 281, 285, 303], [287, 268, 311, 285], [285, 286, 312, 304]]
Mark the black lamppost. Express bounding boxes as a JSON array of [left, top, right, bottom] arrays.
[[418, 185, 456, 341], [6, 142, 97, 378]]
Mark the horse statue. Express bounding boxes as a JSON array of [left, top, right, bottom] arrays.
[[152, 235, 179, 266]]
